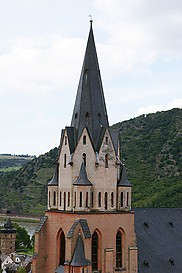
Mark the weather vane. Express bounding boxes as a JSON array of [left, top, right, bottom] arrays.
[[89, 14, 93, 23]]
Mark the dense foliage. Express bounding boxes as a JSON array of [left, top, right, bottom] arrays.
[[0, 108, 181, 213], [111, 108, 182, 207]]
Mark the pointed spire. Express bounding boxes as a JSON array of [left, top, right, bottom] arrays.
[[73, 162, 92, 186], [70, 234, 90, 266], [48, 164, 58, 185], [71, 22, 109, 148], [118, 165, 132, 187]]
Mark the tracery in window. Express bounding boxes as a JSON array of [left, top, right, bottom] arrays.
[[116, 230, 122, 268], [92, 231, 98, 270]]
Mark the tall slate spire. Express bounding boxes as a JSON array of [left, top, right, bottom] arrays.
[[71, 21, 109, 147]]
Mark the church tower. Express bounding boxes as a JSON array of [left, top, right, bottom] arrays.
[[32, 21, 138, 273], [0, 218, 16, 254]]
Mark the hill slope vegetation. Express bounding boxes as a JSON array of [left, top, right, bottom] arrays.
[[0, 108, 181, 214]]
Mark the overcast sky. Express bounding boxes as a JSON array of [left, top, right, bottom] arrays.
[[0, 0, 181, 156]]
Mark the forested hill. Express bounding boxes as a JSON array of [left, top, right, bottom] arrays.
[[0, 108, 181, 214], [111, 108, 182, 208]]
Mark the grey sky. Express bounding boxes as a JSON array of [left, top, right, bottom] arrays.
[[0, 0, 181, 155]]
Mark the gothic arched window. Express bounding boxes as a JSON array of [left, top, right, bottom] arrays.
[[59, 191, 62, 206], [64, 154, 66, 168], [116, 230, 122, 268], [83, 135, 86, 145], [127, 192, 129, 207], [86, 192, 88, 207], [63, 192, 66, 210], [68, 192, 70, 207], [91, 192, 94, 207], [111, 192, 114, 207], [92, 231, 98, 270], [83, 153, 86, 166], [105, 192, 108, 210], [53, 191, 56, 206], [120, 192, 123, 207], [79, 192, 82, 207], [105, 154, 108, 168], [60, 231, 65, 266], [98, 192, 101, 207]]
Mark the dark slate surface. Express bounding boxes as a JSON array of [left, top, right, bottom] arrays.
[[134, 208, 182, 273], [66, 126, 76, 154], [118, 165, 131, 187], [110, 129, 119, 155], [67, 219, 91, 238], [35, 215, 48, 233], [73, 162, 92, 186], [48, 164, 58, 186], [70, 234, 90, 266], [70, 21, 109, 149]]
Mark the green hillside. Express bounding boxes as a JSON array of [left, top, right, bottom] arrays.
[[111, 108, 182, 208], [0, 108, 181, 214], [0, 154, 33, 172]]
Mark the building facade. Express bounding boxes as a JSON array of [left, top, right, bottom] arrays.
[[32, 21, 138, 273]]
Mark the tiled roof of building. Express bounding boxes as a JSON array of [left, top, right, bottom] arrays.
[[73, 162, 92, 186], [134, 208, 182, 273], [70, 21, 109, 149]]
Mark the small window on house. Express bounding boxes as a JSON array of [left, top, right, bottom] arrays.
[[75, 112, 78, 119], [53, 191, 56, 206], [98, 192, 101, 207], [120, 192, 123, 207], [91, 192, 94, 207], [86, 192, 89, 207], [111, 192, 114, 207], [105, 192, 108, 210], [65, 136, 67, 145], [68, 192, 70, 207], [79, 192, 82, 207], [83, 135, 86, 145], [105, 154, 108, 168], [105, 136, 108, 144], [83, 153, 86, 166], [60, 191, 62, 206], [64, 154, 66, 168], [86, 112, 89, 118]]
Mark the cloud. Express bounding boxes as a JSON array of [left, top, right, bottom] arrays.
[[0, 34, 85, 96], [136, 98, 182, 116]]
